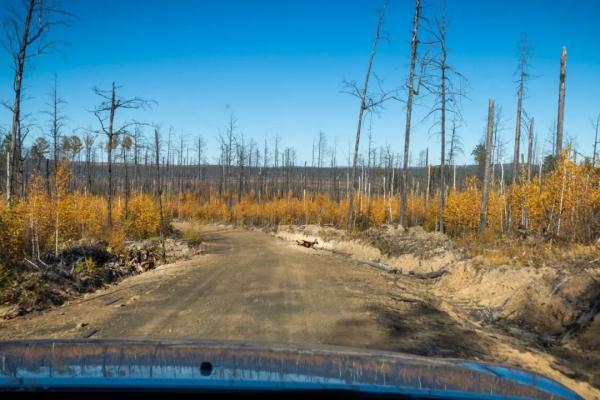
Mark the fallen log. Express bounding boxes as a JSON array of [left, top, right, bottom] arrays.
[[560, 294, 600, 343], [297, 238, 447, 279], [408, 269, 448, 279], [358, 259, 448, 279], [358, 260, 398, 274]]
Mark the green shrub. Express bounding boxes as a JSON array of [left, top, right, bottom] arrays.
[[74, 257, 97, 274]]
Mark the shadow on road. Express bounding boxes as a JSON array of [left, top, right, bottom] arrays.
[[361, 301, 489, 360]]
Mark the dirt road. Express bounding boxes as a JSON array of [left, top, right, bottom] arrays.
[[0, 226, 473, 351], [0, 226, 597, 398]]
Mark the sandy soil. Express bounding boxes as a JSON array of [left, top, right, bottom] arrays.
[[0, 224, 598, 398]]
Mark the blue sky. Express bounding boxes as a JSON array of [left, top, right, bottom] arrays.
[[0, 0, 599, 165]]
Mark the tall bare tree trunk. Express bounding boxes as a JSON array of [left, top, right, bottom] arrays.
[[512, 36, 531, 185], [479, 99, 495, 235], [50, 75, 61, 184], [449, 119, 457, 191], [438, 16, 447, 232], [400, 0, 421, 228], [154, 128, 166, 262], [7, 0, 36, 204], [593, 114, 600, 167], [513, 75, 524, 184], [106, 82, 116, 226], [346, 0, 387, 230], [123, 146, 129, 219], [556, 47, 567, 158], [526, 117, 534, 180]]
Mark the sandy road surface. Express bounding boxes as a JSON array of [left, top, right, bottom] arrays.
[[0, 226, 597, 398], [0, 226, 475, 351]]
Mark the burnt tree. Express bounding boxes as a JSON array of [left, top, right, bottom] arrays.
[[3, 0, 71, 203], [556, 46, 567, 157], [343, 0, 392, 229], [479, 99, 495, 235], [400, 0, 421, 227], [90, 82, 152, 225]]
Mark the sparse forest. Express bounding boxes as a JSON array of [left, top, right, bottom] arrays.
[[0, 2, 599, 397], [0, 0, 598, 306]]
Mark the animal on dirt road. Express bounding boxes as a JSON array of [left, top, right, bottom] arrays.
[[296, 239, 318, 248]]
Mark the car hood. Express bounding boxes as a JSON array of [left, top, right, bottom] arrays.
[[0, 339, 581, 399]]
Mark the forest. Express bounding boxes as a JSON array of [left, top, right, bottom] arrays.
[[0, 0, 599, 294]]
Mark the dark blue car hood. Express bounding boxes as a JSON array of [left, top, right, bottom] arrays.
[[0, 339, 582, 399]]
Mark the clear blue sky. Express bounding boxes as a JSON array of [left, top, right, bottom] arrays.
[[0, 0, 599, 165]]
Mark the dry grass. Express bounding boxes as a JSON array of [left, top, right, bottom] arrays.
[[454, 234, 600, 270]]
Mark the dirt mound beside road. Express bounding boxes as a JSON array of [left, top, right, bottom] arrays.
[[438, 258, 600, 338], [275, 224, 600, 388], [276, 224, 455, 274]]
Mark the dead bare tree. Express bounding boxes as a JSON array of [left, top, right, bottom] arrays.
[[235, 133, 246, 203], [3, 0, 71, 203], [400, 0, 421, 228], [512, 34, 531, 185], [447, 117, 463, 190], [196, 135, 205, 183], [42, 74, 67, 186], [556, 46, 567, 157], [132, 125, 144, 192], [121, 134, 133, 219], [419, 4, 468, 232], [343, 0, 394, 229], [316, 131, 326, 192], [434, 7, 448, 231], [526, 117, 534, 180], [479, 99, 495, 235], [592, 114, 600, 167], [217, 114, 236, 203], [90, 82, 153, 225], [82, 130, 96, 193], [154, 128, 166, 262]]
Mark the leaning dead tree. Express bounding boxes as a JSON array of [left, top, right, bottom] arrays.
[[344, 0, 393, 229], [479, 99, 495, 235], [556, 46, 567, 158], [90, 82, 153, 225], [3, 0, 71, 203], [512, 34, 531, 185], [400, 0, 421, 228]]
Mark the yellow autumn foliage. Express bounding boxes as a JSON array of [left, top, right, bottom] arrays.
[[127, 194, 161, 238], [2, 148, 599, 269]]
